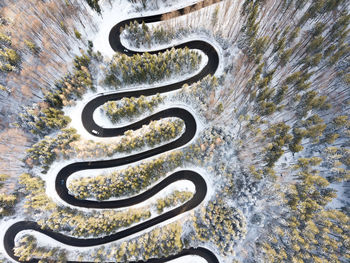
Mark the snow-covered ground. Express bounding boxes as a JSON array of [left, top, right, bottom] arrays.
[[92, 50, 208, 128], [3, 0, 349, 262], [327, 181, 348, 209], [168, 256, 208, 263], [44, 134, 214, 207], [10, 229, 209, 263], [1, 1, 227, 262], [64, 91, 205, 143], [1, 165, 216, 262], [66, 174, 195, 207], [122, 31, 225, 73], [92, 0, 210, 58]]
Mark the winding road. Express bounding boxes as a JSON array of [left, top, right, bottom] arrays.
[[3, 1, 221, 262]]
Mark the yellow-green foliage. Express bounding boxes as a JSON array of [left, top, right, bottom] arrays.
[[194, 199, 246, 255], [69, 151, 184, 200], [0, 48, 20, 71], [263, 158, 350, 262], [156, 190, 193, 213], [19, 173, 152, 237], [0, 193, 16, 217], [105, 47, 201, 86], [67, 118, 184, 160], [0, 30, 20, 71], [25, 128, 79, 172], [107, 222, 183, 262], [103, 94, 163, 123], [14, 235, 67, 262], [24, 39, 40, 54]]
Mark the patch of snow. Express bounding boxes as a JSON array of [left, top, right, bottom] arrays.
[[326, 181, 348, 209], [167, 256, 208, 263]]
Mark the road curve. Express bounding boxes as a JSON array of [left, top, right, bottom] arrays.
[[3, 1, 221, 262]]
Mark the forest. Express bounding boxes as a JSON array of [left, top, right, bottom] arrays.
[[104, 47, 201, 87], [102, 93, 164, 124], [0, 0, 349, 263]]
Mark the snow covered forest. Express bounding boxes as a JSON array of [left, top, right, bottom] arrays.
[[0, 0, 349, 263]]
